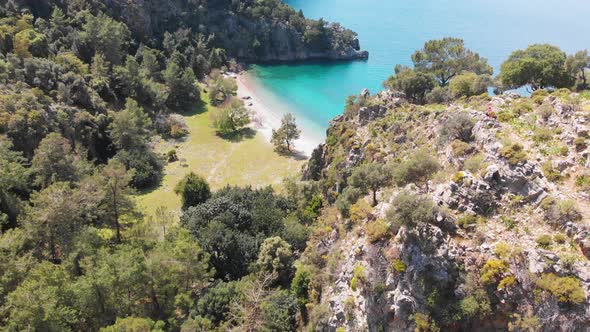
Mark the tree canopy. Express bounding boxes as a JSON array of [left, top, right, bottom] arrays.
[[499, 44, 573, 90], [349, 163, 392, 206], [272, 113, 301, 153], [383, 38, 493, 104], [174, 172, 211, 210], [411, 37, 492, 87]]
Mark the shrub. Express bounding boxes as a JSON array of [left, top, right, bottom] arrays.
[[539, 196, 556, 211], [497, 109, 517, 122], [260, 290, 297, 332], [343, 296, 356, 321], [255, 237, 294, 286], [494, 242, 512, 259], [155, 115, 187, 139], [386, 191, 437, 228], [211, 98, 250, 135], [166, 149, 178, 162], [460, 273, 493, 320], [350, 264, 366, 291], [535, 273, 586, 304], [535, 235, 552, 249], [553, 233, 567, 244], [413, 313, 439, 332], [335, 187, 363, 217], [574, 137, 587, 150], [532, 127, 555, 143], [531, 89, 549, 101], [174, 172, 211, 210], [498, 276, 516, 290], [501, 216, 517, 230], [349, 200, 372, 224], [508, 313, 541, 332], [170, 124, 188, 138], [556, 200, 583, 222], [439, 112, 475, 143], [542, 162, 563, 182], [499, 143, 527, 165], [426, 86, 452, 104], [449, 72, 491, 98], [459, 296, 479, 318], [451, 140, 473, 157], [509, 195, 525, 207], [393, 150, 440, 189], [457, 214, 478, 230], [464, 153, 487, 174], [392, 259, 407, 273], [512, 100, 534, 115], [575, 174, 590, 192], [541, 197, 582, 226], [560, 254, 579, 272], [291, 265, 312, 307], [452, 171, 466, 184], [538, 104, 554, 121], [366, 219, 390, 243], [480, 259, 509, 285]]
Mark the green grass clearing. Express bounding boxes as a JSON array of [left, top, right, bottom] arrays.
[[135, 98, 304, 220]]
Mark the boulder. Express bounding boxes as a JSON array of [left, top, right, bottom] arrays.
[[358, 104, 387, 125]]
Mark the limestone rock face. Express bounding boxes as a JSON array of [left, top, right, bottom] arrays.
[[358, 104, 387, 125]]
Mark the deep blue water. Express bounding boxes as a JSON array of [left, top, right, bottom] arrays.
[[249, 0, 590, 135]]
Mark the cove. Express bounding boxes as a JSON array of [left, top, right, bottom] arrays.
[[247, 0, 590, 137]]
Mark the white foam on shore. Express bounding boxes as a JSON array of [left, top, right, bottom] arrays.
[[235, 72, 324, 157]]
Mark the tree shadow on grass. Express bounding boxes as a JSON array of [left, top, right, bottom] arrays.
[[274, 148, 309, 161], [135, 173, 166, 197], [216, 127, 257, 142], [183, 99, 208, 117]]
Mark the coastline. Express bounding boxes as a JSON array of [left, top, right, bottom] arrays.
[[235, 71, 324, 157]]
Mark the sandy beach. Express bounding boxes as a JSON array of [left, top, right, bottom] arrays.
[[235, 72, 323, 157]]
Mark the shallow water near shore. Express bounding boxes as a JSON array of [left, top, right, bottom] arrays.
[[249, 0, 590, 135]]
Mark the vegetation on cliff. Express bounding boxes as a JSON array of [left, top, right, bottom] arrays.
[[298, 53, 590, 330]]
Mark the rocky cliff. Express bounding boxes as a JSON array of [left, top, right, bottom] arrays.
[[86, 0, 369, 62], [216, 14, 368, 62], [300, 89, 590, 331]]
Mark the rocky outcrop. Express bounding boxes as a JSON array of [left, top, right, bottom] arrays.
[[301, 90, 590, 331], [303, 144, 327, 181]]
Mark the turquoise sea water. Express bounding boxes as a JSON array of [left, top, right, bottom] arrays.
[[248, 0, 590, 135]]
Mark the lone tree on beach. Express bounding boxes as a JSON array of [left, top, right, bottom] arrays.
[[272, 113, 301, 153]]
